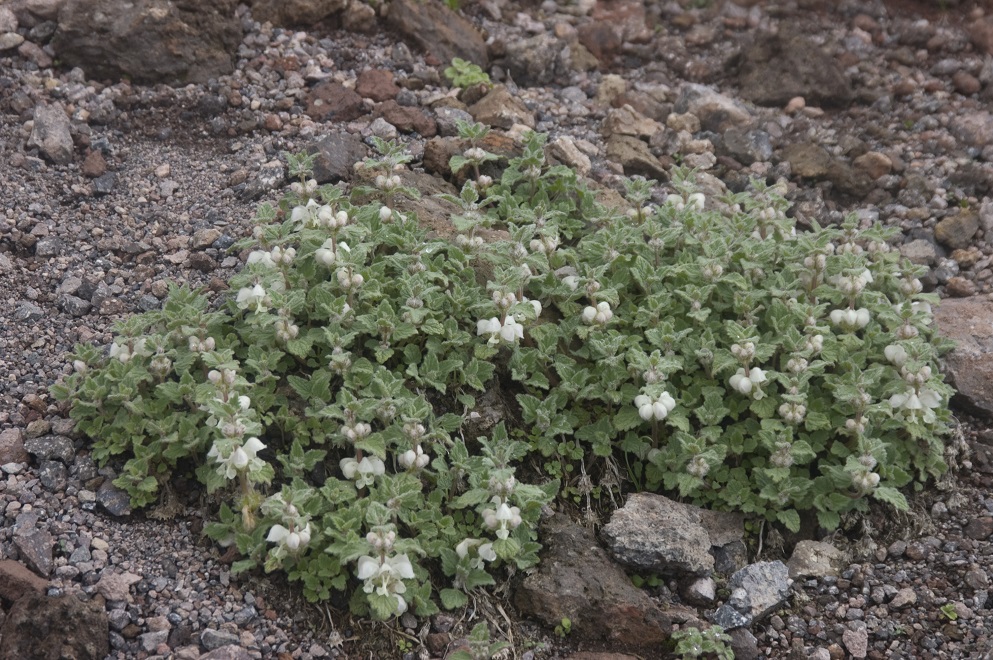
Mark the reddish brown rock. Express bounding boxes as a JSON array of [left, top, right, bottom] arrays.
[[0, 560, 48, 604], [935, 299, 993, 417], [80, 150, 107, 178], [952, 71, 981, 96], [0, 428, 29, 464], [304, 81, 365, 122], [374, 100, 437, 137], [355, 69, 399, 102]]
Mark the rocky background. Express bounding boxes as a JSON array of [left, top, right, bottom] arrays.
[[3, 0, 993, 658]]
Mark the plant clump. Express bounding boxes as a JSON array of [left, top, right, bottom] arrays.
[[54, 121, 954, 622]]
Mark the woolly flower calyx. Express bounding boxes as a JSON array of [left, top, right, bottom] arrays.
[[729, 367, 768, 398], [582, 301, 613, 325], [398, 445, 429, 470], [829, 308, 870, 330], [634, 392, 677, 421]]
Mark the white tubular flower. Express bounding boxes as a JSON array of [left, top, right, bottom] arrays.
[[666, 194, 686, 210], [456, 538, 497, 570], [109, 342, 132, 363], [238, 396, 251, 410], [687, 192, 705, 210], [379, 206, 393, 222], [634, 392, 677, 421], [357, 553, 416, 616], [852, 470, 881, 493], [582, 301, 613, 325], [208, 437, 266, 480], [562, 275, 580, 291], [290, 199, 321, 227], [247, 250, 276, 268], [398, 445, 430, 470], [477, 317, 502, 346], [482, 500, 523, 540], [236, 284, 269, 313], [729, 367, 768, 398], [267, 523, 312, 553], [889, 386, 941, 413], [340, 456, 385, 488], [500, 316, 524, 343]]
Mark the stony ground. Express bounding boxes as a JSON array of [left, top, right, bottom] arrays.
[[3, 0, 993, 658]]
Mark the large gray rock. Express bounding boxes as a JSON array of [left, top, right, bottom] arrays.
[[384, 0, 487, 69], [305, 133, 367, 184], [736, 28, 853, 107], [0, 593, 109, 660], [935, 298, 993, 417], [674, 83, 753, 133], [713, 561, 791, 629], [469, 85, 535, 130], [514, 514, 698, 646], [27, 103, 73, 164], [787, 540, 845, 579], [51, 0, 241, 85], [602, 493, 743, 576]]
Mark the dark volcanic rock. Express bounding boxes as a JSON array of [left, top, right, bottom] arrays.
[[51, 0, 241, 85], [385, 0, 487, 68], [736, 28, 853, 107], [0, 592, 109, 660]]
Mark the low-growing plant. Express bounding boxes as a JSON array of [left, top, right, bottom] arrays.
[[671, 625, 734, 660], [54, 122, 954, 626], [444, 57, 491, 89], [554, 616, 572, 637], [448, 622, 510, 660]]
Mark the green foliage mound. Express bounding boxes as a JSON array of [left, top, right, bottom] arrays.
[[54, 124, 954, 620]]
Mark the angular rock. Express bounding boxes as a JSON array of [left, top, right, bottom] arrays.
[[374, 100, 437, 137], [304, 81, 365, 122], [729, 627, 761, 660], [549, 136, 592, 177], [736, 28, 853, 107], [935, 299, 993, 417], [964, 517, 993, 541], [23, 434, 74, 464], [51, 0, 241, 85], [0, 593, 109, 660], [0, 559, 49, 604], [602, 493, 716, 576], [719, 127, 773, 165], [606, 135, 668, 181], [200, 628, 241, 650], [842, 627, 869, 659], [28, 103, 73, 164], [602, 104, 662, 140], [248, 0, 346, 26], [503, 32, 566, 88], [782, 142, 833, 178], [38, 460, 68, 491], [0, 428, 29, 464], [14, 527, 53, 577], [95, 571, 141, 602], [0, 31, 24, 50], [469, 85, 535, 130], [305, 132, 367, 184], [787, 540, 845, 579], [935, 211, 980, 250], [726, 561, 791, 622], [674, 83, 752, 133], [97, 478, 132, 516], [355, 68, 400, 102], [385, 0, 487, 69], [514, 514, 696, 646], [950, 112, 993, 148]]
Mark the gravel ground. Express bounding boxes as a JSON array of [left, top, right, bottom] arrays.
[[3, 0, 993, 658]]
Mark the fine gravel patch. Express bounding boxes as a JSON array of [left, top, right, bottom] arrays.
[[3, 0, 993, 658]]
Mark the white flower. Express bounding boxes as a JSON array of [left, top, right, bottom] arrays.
[[340, 456, 385, 488], [562, 275, 580, 291], [398, 445, 430, 470], [379, 206, 393, 222], [290, 199, 321, 227], [582, 301, 613, 325], [315, 239, 337, 266], [500, 316, 524, 343], [884, 344, 908, 367], [829, 308, 870, 330], [208, 436, 266, 480], [483, 500, 523, 540], [236, 284, 269, 313], [687, 192, 705, 210], [247, 250, 276, 268], [889, 386, 941, 412], [729, 367, 768, 398], [634, 392, 677, 421], [238, 396, 251, 410], [477, 316, 523, 346], [456, 538, 497, 570], [357, 553, 416, 616], [267, 523, 312, 553]]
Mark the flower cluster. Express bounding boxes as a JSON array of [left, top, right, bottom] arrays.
[[477, 316, 523, 345], [634, 392, 677, 421], [729, 367, 768, 398], [581, 301, 613, 325]]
